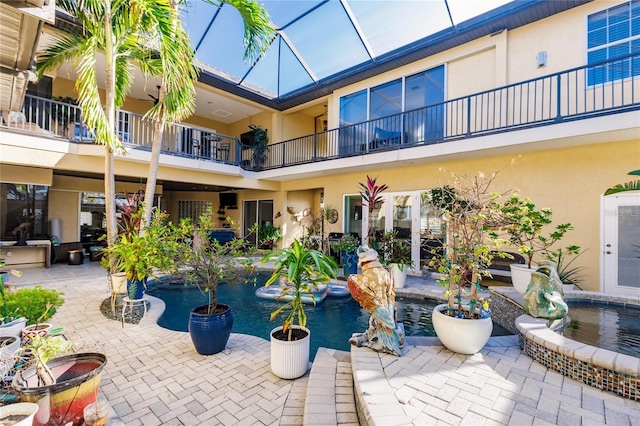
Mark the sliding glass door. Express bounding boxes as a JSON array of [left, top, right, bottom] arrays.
[[243, 199, 274, 245]]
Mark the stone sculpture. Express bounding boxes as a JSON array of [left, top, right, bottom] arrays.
[[347, 246, 404, 356], [523, 263, 568, 320]]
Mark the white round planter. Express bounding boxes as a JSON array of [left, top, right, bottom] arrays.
[[390, 264, 408, 289], [0, 402, 39, 426], [432, 304, 493, 355], [510, 263, 537, 293], [270, 326, 310, 379], [0, 317, 28, 338]]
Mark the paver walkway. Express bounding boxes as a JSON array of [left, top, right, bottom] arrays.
[[7, 262, 638, 425]]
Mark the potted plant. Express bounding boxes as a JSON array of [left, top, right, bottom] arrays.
[[500, 195, 577, 293], [173, 208, 256, 355], [2, 284, 64, 344], [262, 239, 338, 379], [256, 223, 282, 249], [428, 171, 507, 355], [331, 234, 360, 276], [102, 209, 179, 300], [379, 230, 413, 288], [248, 124, 269, 169]]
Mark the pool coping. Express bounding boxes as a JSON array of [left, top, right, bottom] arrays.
[[511, 291, 639, 401]]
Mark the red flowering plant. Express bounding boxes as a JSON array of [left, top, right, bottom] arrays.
[[357, 175, 388, 246]]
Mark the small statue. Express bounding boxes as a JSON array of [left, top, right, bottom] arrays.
[[523, 264, 568, 320], [347, 246, 404, 356]]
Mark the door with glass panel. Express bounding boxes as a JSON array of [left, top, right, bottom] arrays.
[[243, 200, 274, 246], [603, 193, 640, 296]]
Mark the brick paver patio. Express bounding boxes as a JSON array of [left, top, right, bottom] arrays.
[[7, 262, 638, 425]]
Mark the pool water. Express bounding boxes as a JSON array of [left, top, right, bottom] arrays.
[[557, 301, 640, 358], [147, 273, 511, 360]]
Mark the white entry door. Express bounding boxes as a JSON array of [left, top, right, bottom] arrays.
[[602, 193, 640, 296]]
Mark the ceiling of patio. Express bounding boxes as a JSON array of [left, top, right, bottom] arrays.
[[183, 0, 592, 109]]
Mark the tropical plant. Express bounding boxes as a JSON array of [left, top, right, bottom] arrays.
[[428, 171, 508, 318], [358, 175, 388, 246], [262, 239, 338, 340], [173, 207, 257, 315], [499, 195, 576, 269], [249, 124, 269, 167], [604, 169, 640, 195], [101, 209, 180, 297], [379, 230, 413, 268], [35, 0, 200, 274], [543, 246, 586, 289]]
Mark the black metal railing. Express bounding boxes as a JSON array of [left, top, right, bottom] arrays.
[[255, 53, 640, 171], [3, 53, 638, 171]]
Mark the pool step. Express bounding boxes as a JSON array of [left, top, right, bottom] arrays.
[[303, 348, 359, 426]]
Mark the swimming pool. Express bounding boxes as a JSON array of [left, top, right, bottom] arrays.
[[147, 273, 511, 359]]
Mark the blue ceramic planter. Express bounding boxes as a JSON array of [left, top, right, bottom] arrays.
[[189, 304, 233, 355], [342, 251, 358, 276], [127, 278, 145, 300]]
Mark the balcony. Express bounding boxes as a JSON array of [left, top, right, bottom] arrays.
[[2, 54, 639, 172]]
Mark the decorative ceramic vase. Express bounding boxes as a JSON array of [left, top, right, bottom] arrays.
[[188, 304, 233, 355], [341, 251, 358, 276], [126, 278, 145, 300], [390, 263, 408, 289], [12, 352, 107, 426], [431, 304, 492, 355], [21, 323, 52, 346], [510, 263, 537, 293], [0, 317, 28, 337], [270, 325, 310, 379], [0, 402, 39, 426]]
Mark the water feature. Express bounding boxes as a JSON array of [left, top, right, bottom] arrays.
[[556, 300, 640, 358], [147, 273, 511, 359]]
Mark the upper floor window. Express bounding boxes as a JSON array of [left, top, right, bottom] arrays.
[[587, 0, 640, 85]]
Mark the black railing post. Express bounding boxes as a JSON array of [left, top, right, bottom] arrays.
[[555, 73, 562, 122], [466, 97, 472, 137]]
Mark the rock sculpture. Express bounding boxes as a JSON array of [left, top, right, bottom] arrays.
[[347, 246, 404, 356], [523, 264, 568, 320]]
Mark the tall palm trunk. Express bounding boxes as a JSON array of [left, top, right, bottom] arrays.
[[142, 82, 167, 230], [103, 1, 118, 267]]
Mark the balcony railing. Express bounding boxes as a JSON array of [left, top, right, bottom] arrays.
[[260, 53, 640, 171], [2, 54, 638, 171], [2, 96, 242, 166]]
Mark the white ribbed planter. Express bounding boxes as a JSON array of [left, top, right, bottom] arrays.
[[270, 326, 310, 379], [390, 264, 408, 289], [432, 304, 492, 355], [510, 264, 537, 293], [0, 317, 28, 338]]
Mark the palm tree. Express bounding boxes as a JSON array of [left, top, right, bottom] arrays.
[[35, 0, 194, 271], [140, 0, 275, 229]]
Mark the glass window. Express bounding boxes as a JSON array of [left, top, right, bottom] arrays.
[[587, 1, 640, 85], [369, 79, 402, 119], [1, 184, 49, 240], [339, 90, 367, 126]]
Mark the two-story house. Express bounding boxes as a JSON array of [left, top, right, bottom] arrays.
[[0, 0, 638, 295]]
